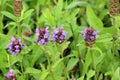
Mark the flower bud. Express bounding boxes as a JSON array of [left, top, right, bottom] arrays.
[[109, 0, 119, 16], [14, 0, 22, 17]]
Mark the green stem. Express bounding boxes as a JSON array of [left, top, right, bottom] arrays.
[[90, 48, 97, 80], [62, 57, 68, 79], [77, 46, 82, 76], [44, 46, 55, 80], [20, 61, 25, 78], [56, 43, 68, 79], [76, 33, 83, 75], [17, 17, 21, 36], [111, 17, 117, 71], [7, 54, 11, 69], [0, 15, 3, 33], [69, 24, 75, 39], [111, 41, 115, 72]]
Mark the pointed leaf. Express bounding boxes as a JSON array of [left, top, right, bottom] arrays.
[[67, 58, 79, 71], [1, 11, 17, 21], [86, 6, 103, 30]]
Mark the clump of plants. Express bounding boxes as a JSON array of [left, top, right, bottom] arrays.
[[0, 0, 120, 80]]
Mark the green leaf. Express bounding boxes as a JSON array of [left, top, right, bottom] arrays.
[[94, 54, 105, 66], [112, 67, 120, 80], [1, 11, 17, 21], [25, 67, 41, 73], [86, 6, 103, 30], [82, 48, 92, 75], [90, 47, 105, 67], [78, 76, 84, 80], [38, 0, 47, 6], [25, 67, 41, 79], [18, 76, 24, 80], [10, 54, 23, 66], [87, 69, 95, 80], [52, 58, 64, 69], [0, 34, 9, 49], [99, 9, 109, 20], [21, 45, 33, 55], [67, 57, 79, 71], [4, 22, 17, 29], [8, 26, 17, 35], [22, 9, 34, 20], [0, 50, 8, 68], [105, 71, 112, 76], [0, 77, 4, 80], [57, 0, 63, 10], [60, 41, 70, 53], [66, 1, 88, 9], [96, 33, 112, 43], [114, 16, 120, 28], [43, 8, 55, 26], [100, 27, 117, 35], [30, 44, 43, 67], [0, 0, 7, 4], [39, 70, 49, 80]]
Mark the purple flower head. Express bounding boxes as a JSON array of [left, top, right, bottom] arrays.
[[7, 36, 25, 55], [5, 69, 16, 80], [81, 27, 98, 47], [82, 27, 98, 41], [35, 27, 50, 45], [52, 24, 68, 44]]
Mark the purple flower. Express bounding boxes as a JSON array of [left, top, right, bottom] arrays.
[[5, 69, 16, 80], [82, 27, 98, 41], [81, 27, 98, 47], [35, 27, 50, 45], [52, 24, 67, 44], [7, 36, 25, 55]]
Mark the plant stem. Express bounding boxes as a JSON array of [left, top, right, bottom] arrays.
[[17, 17, 21, 36], [44, 46, 55, 80], [7, 54, 11, 69], [20, 61, 25, 78], [70, 24, 75, 39], [62, 56, 68, 79], [0, 15, 3, 33], [76, 33, 83, 75], [53, 0, 58, 5], [111, 17, 117, 71], [90, 48, 97, 80], [58, 43, 69, 79]]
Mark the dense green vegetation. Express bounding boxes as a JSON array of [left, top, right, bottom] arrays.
[[0, 0, 120, 80]]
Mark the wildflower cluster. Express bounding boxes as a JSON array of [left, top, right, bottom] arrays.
[[5, 69, 16, 80], [82, 27, 98, 47], [7, 36, 25, 55], [35, 25, 68, 45]]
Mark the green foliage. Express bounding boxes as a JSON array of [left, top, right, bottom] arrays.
[[1, 11, 17, 21], [0, 0, 120, 80], [67, 58, 79, 71], [86, 6, 103, 30]]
